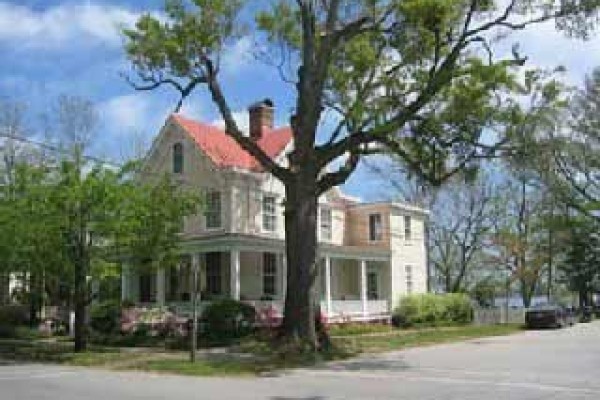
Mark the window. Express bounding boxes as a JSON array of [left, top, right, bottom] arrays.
[[369, 213, 383, 241], [205, 252, 222, 295], [405, 265, 413, 294], [204, 190, 221, 229], [320, 208, 332, 241], [262, 195, 277, 232], [404, 215, 412, 240], [139, 273, 155, 303], [173, 143, 183, 174], [367, 270, 379, 300], [262, 253, 277, 296]]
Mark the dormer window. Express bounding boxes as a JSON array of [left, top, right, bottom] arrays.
[[173, 143, 183, 174]]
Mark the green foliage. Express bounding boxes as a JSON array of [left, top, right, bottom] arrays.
[[471, 278, 498, 307], [560, 217, 600, 303], [201, 299, 256, 342], [0, 305, 29, 338], [393, 293, 473, 327], [90, 300, 122, 334]]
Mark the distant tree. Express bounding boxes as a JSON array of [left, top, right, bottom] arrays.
[[552, 68, 600, 218], [560, 217, 600, 306], [492, 172, 552, 308], [429, 173, 499, 293]]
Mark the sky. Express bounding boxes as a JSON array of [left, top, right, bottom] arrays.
[[2, 0, 600, 201]]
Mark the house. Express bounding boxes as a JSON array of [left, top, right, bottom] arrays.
[[120, 100, 429, 323]]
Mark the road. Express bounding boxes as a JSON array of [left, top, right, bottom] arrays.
[[2, 322, 599, 400]]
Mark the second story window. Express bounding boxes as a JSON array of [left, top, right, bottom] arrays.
[[369, 213, 383, 241], [405, 265, 413, 294], [320, 208, 332, 241], [173, 143, 183, 174], [262, 195, 277, 232], [404, 215, 412, 240], [205, 190, 221, 229]]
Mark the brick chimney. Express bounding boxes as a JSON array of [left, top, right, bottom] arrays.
[[248, 99, 274, 140]]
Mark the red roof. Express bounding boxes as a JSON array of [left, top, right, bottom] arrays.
[[172, 114, 292, 172]]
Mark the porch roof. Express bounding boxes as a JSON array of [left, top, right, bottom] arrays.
[[180, 233, 390, 262]]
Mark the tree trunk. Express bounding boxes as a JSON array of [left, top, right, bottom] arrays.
[[520, 280, 533, 309], [73, 256, 88, 352], [280, 174, 319, 349]]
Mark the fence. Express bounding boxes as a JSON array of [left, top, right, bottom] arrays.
[[473, 307, 525, 325]]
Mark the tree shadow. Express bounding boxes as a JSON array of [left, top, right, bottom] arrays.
[[314, 355, 411, 372]]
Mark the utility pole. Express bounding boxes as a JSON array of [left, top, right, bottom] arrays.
[[190, 254, 199, 363]]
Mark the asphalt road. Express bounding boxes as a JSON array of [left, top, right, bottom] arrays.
[[2, 322, 599, 400]]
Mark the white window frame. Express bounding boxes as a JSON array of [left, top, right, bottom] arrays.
[[320, 207, 332, 241], [204, 190, 222, 229], [262, 194, 277, 232], [369, 213, 383, 242]]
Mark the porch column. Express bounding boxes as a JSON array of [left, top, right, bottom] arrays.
[[121, 265, 129, 301], [156, 268, 166, 305], [230, 249, 240, 300], [360, 259, 368, 318], [280, 252, 287, 300], [325, 256, 332, 317]]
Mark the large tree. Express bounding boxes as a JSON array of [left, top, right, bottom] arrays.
[[123, 0, 599, 347]]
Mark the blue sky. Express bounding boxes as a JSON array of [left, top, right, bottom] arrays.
[[2, 1, 600, 201]]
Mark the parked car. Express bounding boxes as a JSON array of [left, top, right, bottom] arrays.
[[525, 304, 574, 329]]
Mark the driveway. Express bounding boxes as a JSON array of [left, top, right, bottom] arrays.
[[2, 322, 599, 400]]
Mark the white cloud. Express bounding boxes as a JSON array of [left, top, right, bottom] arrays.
[[493, 20, 600, 85], [99, 93, 153, 133], [211, 110, 250, 135], [220, 36, 255, 76], [0, 2, 143, 49]]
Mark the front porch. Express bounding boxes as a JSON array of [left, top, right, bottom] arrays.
[[121, 243, 392, 324]]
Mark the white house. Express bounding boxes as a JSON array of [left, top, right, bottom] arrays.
[[121, 101, 429, 323]]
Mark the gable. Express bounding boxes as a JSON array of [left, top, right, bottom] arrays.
[[172, 114, 292, 172]]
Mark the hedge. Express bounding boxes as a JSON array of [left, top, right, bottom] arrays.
[[392, 293, 473, 328]]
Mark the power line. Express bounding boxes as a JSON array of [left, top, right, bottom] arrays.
[[0, 133, 123, 167]]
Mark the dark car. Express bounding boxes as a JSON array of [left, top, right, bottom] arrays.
[[525, 304, 573, 329]]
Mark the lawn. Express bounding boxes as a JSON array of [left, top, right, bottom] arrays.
[[0, 324, 523, 376], [334, 324, 523, 353]]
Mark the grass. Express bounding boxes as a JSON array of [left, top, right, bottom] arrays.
[[0, 323, 524, 376], [335, 324, 523, 353], [328, 322, 394, 337]]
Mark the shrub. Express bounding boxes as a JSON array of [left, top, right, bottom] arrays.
[[0, 305, 29, 338], [90, 300, 121, 334], [393, 294, 473, 328], [201, 299, 256, 343], [0, 305, 29, 325]]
